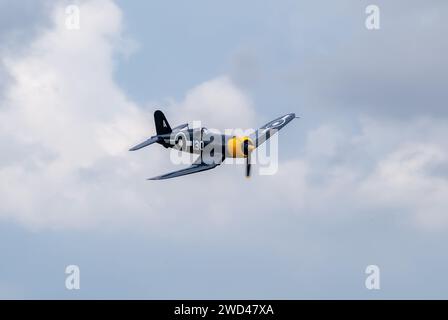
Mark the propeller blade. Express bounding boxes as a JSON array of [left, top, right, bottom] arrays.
[[245, 154, 252, 178], [242, 138, 255, 178]]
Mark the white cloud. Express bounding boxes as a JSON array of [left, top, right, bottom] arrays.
[[0, 0, 259, 230], [0, 0, 447, 234], [167, 75, 256, 130], [359, 143, 448, 230], [292, 119, 448, 230]]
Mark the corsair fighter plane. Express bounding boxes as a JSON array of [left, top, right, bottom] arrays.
[[130, 110, 297, 180]]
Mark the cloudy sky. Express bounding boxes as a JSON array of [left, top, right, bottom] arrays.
[[0, 0, 447, 299]]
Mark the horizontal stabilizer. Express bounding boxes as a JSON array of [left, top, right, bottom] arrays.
[[129, 136, 160, 151], [171, 123, 189, 131]]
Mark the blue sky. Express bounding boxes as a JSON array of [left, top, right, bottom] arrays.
[[0, 0, 448, 299]]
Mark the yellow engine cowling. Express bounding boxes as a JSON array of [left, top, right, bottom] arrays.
[[227, 136, 255, 158]]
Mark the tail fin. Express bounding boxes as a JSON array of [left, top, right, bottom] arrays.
[[154, 110, 172, 135]]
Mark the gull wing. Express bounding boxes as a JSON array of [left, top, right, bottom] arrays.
[[251, 113, 297, 147], [148, 160, 219, 180]]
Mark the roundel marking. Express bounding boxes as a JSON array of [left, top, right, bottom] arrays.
[[174, 131, 188, 150], [264, 116, 288, 130]]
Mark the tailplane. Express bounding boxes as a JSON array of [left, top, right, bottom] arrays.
[[154, 110, 172, 135]]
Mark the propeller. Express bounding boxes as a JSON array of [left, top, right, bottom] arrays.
[[245, 154, 252, 178], [243, 139, 255, 178]]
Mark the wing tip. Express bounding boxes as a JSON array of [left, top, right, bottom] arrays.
[[147, 176, 163, 181], [146, 163, 218, 181]]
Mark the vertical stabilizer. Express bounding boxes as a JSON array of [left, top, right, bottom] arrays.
[[154, 110, 172, 135]]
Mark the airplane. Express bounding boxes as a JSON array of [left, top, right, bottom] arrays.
[[129, 110, 297, 180]]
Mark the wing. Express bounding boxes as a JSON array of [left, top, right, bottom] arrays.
[[251, 113, 297, 147], [148, 161, 219, 180]]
